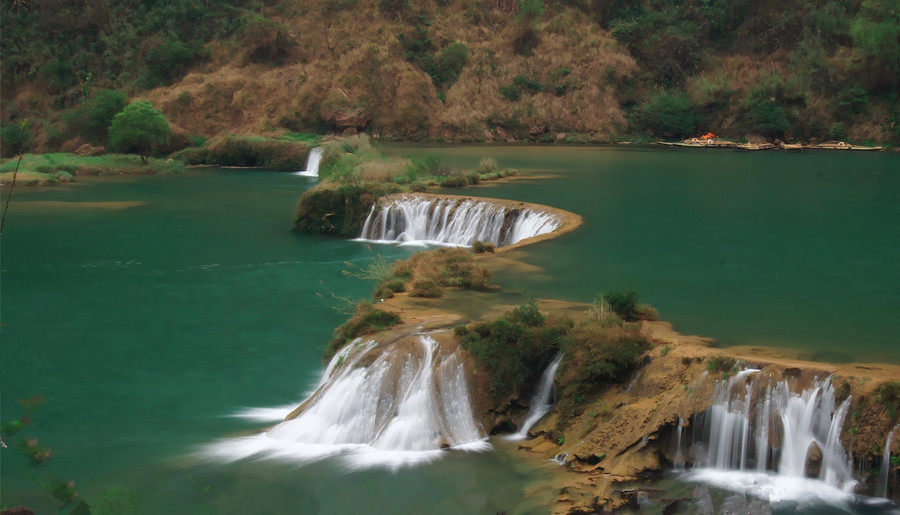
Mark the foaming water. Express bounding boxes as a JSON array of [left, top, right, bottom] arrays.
[[200, 335, 489, 470], [685, 373, 862, 508], [293, 147, 323, 177], [357, 194, 561, 247]]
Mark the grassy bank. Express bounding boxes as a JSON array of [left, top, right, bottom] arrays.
[[175, 133, 321, 170], [0, 153, 184, 186]]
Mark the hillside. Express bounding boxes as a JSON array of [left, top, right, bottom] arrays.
[[2, 0, 898, 155]]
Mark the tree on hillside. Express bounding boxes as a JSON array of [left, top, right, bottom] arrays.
[[108, 101, 171, 163]]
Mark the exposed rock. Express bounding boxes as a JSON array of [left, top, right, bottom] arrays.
[[529, 125, 547, 138], [805, 441, 823, 478], [321, 104, 369, 131], [341, 127, 358, 137], [555, 132, 567, 142], [483, 129, 494, 142], [74, 143, 106, 156]]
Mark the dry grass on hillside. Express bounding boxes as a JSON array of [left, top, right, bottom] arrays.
[[143, 1, 638, 141]]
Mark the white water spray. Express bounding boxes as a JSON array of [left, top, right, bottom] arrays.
[[507, 353, 564, 441], [294, 147, 323, 177], [201, 334, 488, 469], [358, 195, 562, 247], [687, 373, 858, 505]]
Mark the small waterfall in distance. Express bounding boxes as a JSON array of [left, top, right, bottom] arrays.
[[507, 353, 564, 441], [294, 147, 323, 177], [686, 371, 859, 506], [200, 333, 488, 470], [358, 194, 562, 247]]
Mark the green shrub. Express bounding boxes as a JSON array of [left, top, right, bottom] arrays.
[[0, 123, 32, 157], [373, 278, 406, 300], [705, 355, 737, 374], [500, 84, 522, 102], [65, 89, 128, 143], [602, 288, 639, 321], [409, 279, 442, 298], [630, 92, 697, 138], [477, 157, 498, 174], [876, 381, 900, 422], [440, 174, 468, 187], [512, 297, 545, 326], [472, 240, 494, 253], [744, 100, 790, 138], [513, 75, 543, 94], [138, 38, 197, 89], [294, 182, 401, 237], [325, 302, 401, 360], [512, 23, 540, 55], [433, 42, 469, 89]]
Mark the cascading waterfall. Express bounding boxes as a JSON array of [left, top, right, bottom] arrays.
[[358, 194, 562, 247], [882, 425, 897, 498], [686, 371, 858, 505], [200, 334, 488, 469], [294, 147, 323, 177], [507, 353, 564, 441]]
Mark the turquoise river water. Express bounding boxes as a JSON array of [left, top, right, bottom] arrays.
[[1, 146, 898, 513]]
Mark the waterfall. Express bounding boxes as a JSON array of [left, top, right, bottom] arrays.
[[507, 353, 564, 441], [294, 147, 323, 177], [358, 194, 562, 247], [687, 372, 858, 505], [882, 425, 897, 498], [200, 334, 488, 469], [674, 417, 685, 470]]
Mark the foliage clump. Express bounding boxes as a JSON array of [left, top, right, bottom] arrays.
[[373, 247, 491, 300], [325, 302, 401, 361], [456, 297, 650, 427], [599, 288, 658, 322], [108, 101, 172, 163]]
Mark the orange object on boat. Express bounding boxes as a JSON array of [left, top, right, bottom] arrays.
[[699, 132, 716, 140]]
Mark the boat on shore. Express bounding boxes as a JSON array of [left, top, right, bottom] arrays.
[[806, 140, 884, 151], [734, 142, 776, 152]]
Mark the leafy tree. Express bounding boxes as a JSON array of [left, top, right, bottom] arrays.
[[108, 102, 172, 163]]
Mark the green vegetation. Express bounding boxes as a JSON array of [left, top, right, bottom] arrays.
[[294, 182, 401, 237], [177, 134, 317, 170], [875, 381, 900, 422], [64, 89, 128, 145], [108, 102, 172, 163], [294, 135, 516, 236], [3, 0, 897, 147], [705, 355, 738, 375], [0, 153, 183, 185], [325, 301, 401, 361], [456, 298, 650, 429], [372, 247, 491, 300], [599, 288, 658, 322]]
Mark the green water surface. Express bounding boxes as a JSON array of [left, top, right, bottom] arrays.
[[2, 147, 898, 513]]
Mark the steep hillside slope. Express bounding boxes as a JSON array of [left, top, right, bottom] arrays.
[[2, 0, 897, 154]]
